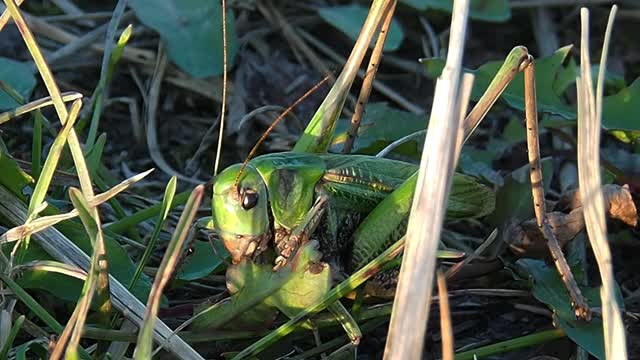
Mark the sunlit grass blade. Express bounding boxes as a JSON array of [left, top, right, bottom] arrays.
[[134, 184, 204, 359], [62, 188, 110, 359], [577, 6, 626, 359], [129, 176, 177, 290], [12, 260, 87, 280], [0, 92, 82, 125], [26, 99, 82, 217], [3, 0, 95, 197]]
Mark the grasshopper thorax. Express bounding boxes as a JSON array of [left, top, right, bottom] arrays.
[[212, 163, 271, 263]]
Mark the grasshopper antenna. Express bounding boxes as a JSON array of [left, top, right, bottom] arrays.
[[213, 0, 229, 177], [232, 74, 332, 194]]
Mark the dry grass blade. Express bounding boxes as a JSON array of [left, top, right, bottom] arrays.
[[383, 0, 472, 358], [134, 185, 204, 359], [577, 6, 627, 359], [437, 271, 453, 360]]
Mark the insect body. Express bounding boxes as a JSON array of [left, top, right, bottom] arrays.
[[212, 151, 492, 284]]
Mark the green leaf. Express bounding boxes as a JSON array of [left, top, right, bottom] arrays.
[[330, 102, 425, 158], [489, 158, 553, 226], [400, 0, 511, 22], [0, 57, 36, 109], [518, 258, 623, 359], [422, 46, 576, 119], [601, 78, 640, 143], [318, 4, 404, 52], [129, 0, 238, 77], [176, 240, 228, 281]]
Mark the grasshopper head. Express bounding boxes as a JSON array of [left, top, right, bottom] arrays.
[[212, 164, 271, 263]]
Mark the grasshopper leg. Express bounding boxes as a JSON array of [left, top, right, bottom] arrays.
[[522, 56, 591, 320], [274, 194, 330, 270]]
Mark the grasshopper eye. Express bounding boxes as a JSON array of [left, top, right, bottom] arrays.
[[241, 189, 259, 210]]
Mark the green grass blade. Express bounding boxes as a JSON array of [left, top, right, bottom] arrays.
[[0, 92, 81, 126], [129, 176, 177, 290], [454, 329, 565, 359], [30, 110, 43, 179], [64, 188, 108, 359], [134, 185, 204, 360], [3, 0, 95, 197], [26, 99, 81, 217], [86, 23, 132, 147], [0, 315, 25, 359]]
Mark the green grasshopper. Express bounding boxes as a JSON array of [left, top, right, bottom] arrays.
[[200, 0, 590, 352]]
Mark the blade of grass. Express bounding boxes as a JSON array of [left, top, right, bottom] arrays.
[[31, 110, 43, 179], [62, 188, 110, 359], [0, 315, 24, 359], [85, 20, 132, 148], [3, 0, 94, 197], [133, 185, 204, 359], [0, 92, 82, 125], [128, 176, 177, 290], [453, 329, 565, 360], [383, 0, 472, 357], [577, 6, 627, 359], [437, 271, 453, 360]]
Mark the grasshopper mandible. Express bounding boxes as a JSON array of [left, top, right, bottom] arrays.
[[202, 0, 591, 352]]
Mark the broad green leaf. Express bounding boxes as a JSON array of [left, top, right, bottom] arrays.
[[400, 0, 510, 22], [176, 240, 228, 281], [330, 102, 425, 158], [318, 4, 404, 51], [422, 46, 576, 119], [0, 57, 36, 109], [601, 78, 640, 143], [129, 0, 238, 77], [489, 158, 553, 226], [518, 258, 623, 360]]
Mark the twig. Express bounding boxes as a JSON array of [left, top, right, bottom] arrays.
[[343, 0, 397, 154], [437, 271, 454, 360], [298, 29, 424, 114]]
